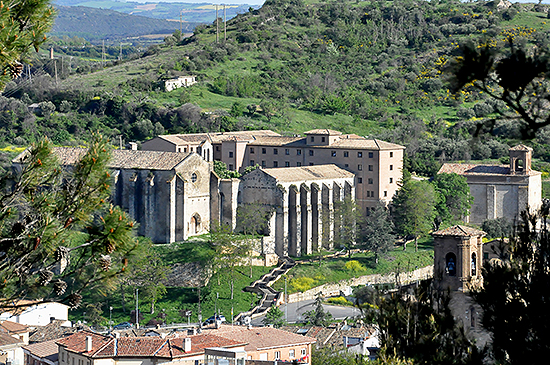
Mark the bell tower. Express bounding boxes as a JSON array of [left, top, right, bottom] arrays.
[[509, 144, 532, 175], [432, 225, 485, 292]]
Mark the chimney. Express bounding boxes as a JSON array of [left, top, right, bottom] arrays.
[[183, 338, 191, 353], [86, 336, 93, 352], [114, 332, 120, 339]]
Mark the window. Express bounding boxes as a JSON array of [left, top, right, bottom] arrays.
[[344, 151, 349, 157], [62, 353, 65, 362], [390, 152, 394, 157], [310, 136, 315, 142], [389, 177, 393, 183], [390, 165, 393, 170], [358, 152, 363, 158], [369, 152, 374, 158], [344, 164, 349, 168], [262, 148, 267, 154], [309, 150, 314, 156], [229, 164, 234, 170], [229, 151, 233, 158], [274, 351, 281, 360], [358, 164, 363, 171], [371, 190, 375, 196], [471, 253, 477, 276], [483, 252, 489, 260], [297, 162, 302, 167], [262, 161, 266, 168], [191, 173, 197, 183], [331, 151, 336, 157], [309, 162, 314, 166], [285, 161, 290, 167], [250, 160, 255, 166], [321, 136, 326, 142], [289, 349, 295, 359], [368, 178, 373, 184], [384, 191, 387, 197], [191, 147, 194, 152], [250, 147, 255, 154], [184, 148, 188, 153], [358, 177, 363, 184], [285, 149, 290, 155], [368, 165, 373, 171], [301, 349, 307, 357], [273, 161, 278, 167], [297, 149, 302, 155], [216, 146, 220, 151], [446, 253, 457, 276], [274, 148, 278, 155]]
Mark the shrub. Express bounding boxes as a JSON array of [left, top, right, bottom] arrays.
[[290, 277, 316, 292], [326, 296, 353, 306], [344, 260, 365, 273]]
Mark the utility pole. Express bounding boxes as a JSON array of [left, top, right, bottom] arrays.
[[215, 4, 219, 43], [224, 4, 227, 42], [135, 288, 139, 329], [109, 306, 113, 331]]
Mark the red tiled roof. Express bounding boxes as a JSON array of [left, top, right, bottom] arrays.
[[0, 333, 24, 347], [56, 331, 112, 357], [23, 339, 59, 361], [0, 320, 28, 334], [438, 163, 511, 176], [509, 144, 532, 151], [432, 225, 486, 237], [305, 129, 342, 135], [207, 325, 316, 352]]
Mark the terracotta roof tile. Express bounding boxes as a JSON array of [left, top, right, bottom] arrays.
[[0, 332, 23, 347], [305, 129, 342, 135], [206, 325, 316, 352], [29, 321, 90, 343], [56, 331, 112, 357], [509, 144, 532, 151], [0, 320, 28, 334], [262, 164, 355, 183], [432, 225, 486, 237], [23, 339, 59, 361]]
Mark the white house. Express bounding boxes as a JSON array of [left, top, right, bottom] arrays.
[[164, 76, 197, 92], [0, 302, 69, 327]]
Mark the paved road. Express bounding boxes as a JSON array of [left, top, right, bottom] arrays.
[[251, 299, 361, 325]]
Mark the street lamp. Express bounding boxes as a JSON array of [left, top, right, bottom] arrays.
[[109, 306, 113, 331]]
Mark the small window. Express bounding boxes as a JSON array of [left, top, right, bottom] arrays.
[[384, 191, 387, 197], [367, 191, 370, 197], [184, 148, 188, 153], [390, 152, 394, 157], [321, 136, 326, 142], [483, 252, 489, 260], [275, 351, 281, 360], [229, 151, 234, 158], [274, 148, 278, 155], [446, 253, 457, 276], [191, 147, 194, 152], [216, 146, 220, 151], [368, 165, 373, 171], [358, 177, 363, 184], [262, 161, 266, 168], [285, 161, 290, 167], [289, 349, 295, 359], [229, 164, 234, 170], [344, 164, 349, 168], [358, 164, 363, 171], [310, 136, 314, 142], [471, 252, 477, 276], [371, 190, 375, 196], [297, 162, 302, 167], [301, 349, 307, 357], [309, 162, 314, 166], [191, 173, 197, 183], [273, 161, 278, 167], [250, 147, 255, 154], [331, 151, 336, 157], [389, 177, 393, 183], [390, 165, 393, 170], [309, 150, 314, 156], [344, 151, 349, 157], [297, 149, 302, 155], [250, 160, 255, 166], [262, 148, 267, 154], [358, 152, 363, 158], [285, 149, 290, 155], [369, 152, 374, 158], [368, 178, 373, 184]]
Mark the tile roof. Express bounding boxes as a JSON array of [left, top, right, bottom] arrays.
[[432, 225, 486, 237], [509, 144, 532, 151], [305, 129, 342, 135], [438, 163, 511, 176], [156, 130, 281, 145], [0, 332, 23, 347], [279, 326, 336, 346], [57, 331, 244, 359], [262, 164, 355, 183], [0, 320, 28, 334], [247, 136, 305, 146], [23, 339, 59, 362], [29, 321, 90, 343], [51, 148, 192, 171], [206, 325, 316, 352], [329, 137, 404, 150]]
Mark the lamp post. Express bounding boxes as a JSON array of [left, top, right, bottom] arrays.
[[109, 306, 113, 331], [136, 288, 139, 329]]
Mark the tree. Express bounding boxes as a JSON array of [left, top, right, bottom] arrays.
[[447, 41, 550, 139], [481, 217, 513, 240], [432, 173, 473, 228], [392, 179, 437, 251], [236, 202, 272, 277], [262, 305, 285, 328], [0, 135, 139, 311], [333, 197, 364, 257], [362, 203, 395, 264], [213, 161, 240, 179], [0, 0, 55, 90], [304, 293, 332, 327], [472, 205, 550, 365]]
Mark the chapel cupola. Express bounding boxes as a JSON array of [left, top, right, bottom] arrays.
[[509, 144, 532, 175]]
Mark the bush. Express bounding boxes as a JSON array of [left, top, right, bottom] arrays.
[[344, 260, 365, 273], [326, 296, 353, 306], [290, 277, 316, 292]]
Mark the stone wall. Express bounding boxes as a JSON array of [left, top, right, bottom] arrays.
[[285, 265, 433, 303]]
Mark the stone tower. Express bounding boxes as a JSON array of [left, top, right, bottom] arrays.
[[509, 144, 532, 175], [432, 225, 486, 292]]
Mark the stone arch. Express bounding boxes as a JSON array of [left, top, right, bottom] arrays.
[[190, 213, 202, 235], [515, 158, 524, 172], [471, 252, 477, 276], [446, 252, 457, 276]]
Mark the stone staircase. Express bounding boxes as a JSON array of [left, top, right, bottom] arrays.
[[234, 257, 295, 323]]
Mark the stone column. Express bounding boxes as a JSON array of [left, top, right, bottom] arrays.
[[487, 185, 496, 220], [311, 184, 322, 253], [275, 190, 288, 257], [168, 174, 177, 243], [301, 184, 313, 256], [322, 184, 334, 250]]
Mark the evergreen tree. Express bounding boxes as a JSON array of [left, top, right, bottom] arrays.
[[262, 305, 285, 328], [433, 173, 473, 228], [304, 293, 332, 327], [333, 197, 364, 258], [0, 135, 139, 311], [362, 203, 395, 264]]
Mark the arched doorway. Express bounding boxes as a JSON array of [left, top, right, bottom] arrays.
[[471, 252, 477, 276], [446, 252, 457, 276], [190, 214, 201, 235]]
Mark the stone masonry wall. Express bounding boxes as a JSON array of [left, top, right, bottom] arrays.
[[286, 265, 433, 303]]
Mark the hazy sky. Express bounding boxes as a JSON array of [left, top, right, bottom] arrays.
[[129, 0, 550, 5]]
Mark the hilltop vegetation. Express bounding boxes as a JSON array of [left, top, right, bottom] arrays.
[[3, 0, 550, 178]]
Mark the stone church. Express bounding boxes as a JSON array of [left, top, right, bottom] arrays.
[[439, 144, 542, 224]]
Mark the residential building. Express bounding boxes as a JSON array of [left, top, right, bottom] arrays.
[[0, 302, 69, 327], [438, 144, 542, 224], [23, 339, 58, 365], [0, 321, 30, 365], [164, 76, 197, 92]]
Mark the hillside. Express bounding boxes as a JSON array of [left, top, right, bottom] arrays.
[[4, 0, 550, 178]]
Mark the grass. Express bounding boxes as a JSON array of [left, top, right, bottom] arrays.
[[543, 179, 550, 199], [273, 237, 434, 294]]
